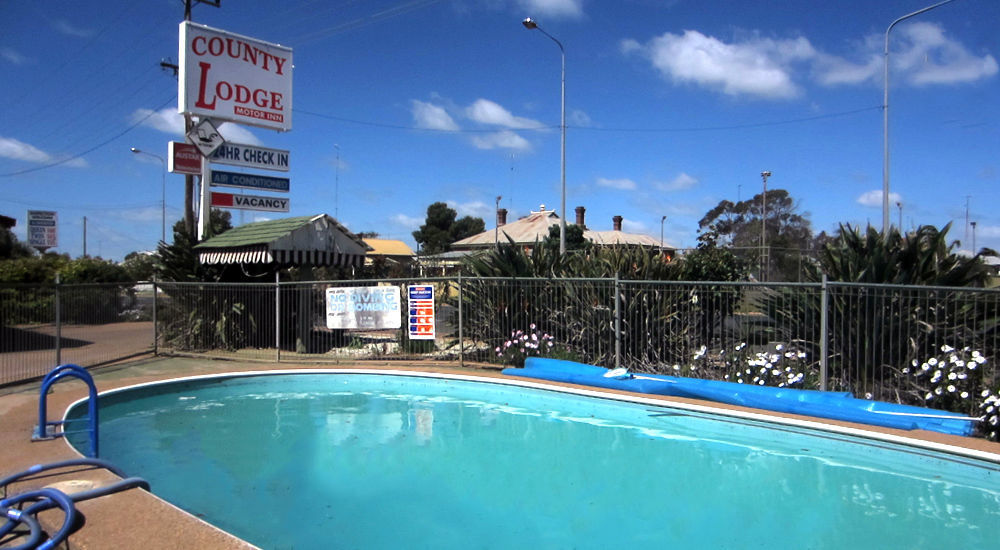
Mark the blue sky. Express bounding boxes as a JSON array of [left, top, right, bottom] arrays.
[[1, 0, 997, 261]]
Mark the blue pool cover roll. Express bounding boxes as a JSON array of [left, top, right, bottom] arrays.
[[502, 358, 975, 437]]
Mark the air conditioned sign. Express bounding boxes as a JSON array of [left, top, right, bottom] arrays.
[[210, 170, 289, 192], [211, 192, 289, 212], [179, 21, 293, 131]]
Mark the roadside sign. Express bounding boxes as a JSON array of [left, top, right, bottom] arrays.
[[178, 21, 293, 132], [187, 118, 225, 157], [211, 192, 289, 212], [168, 142, 202, 174], [408, 285, 435, 340], [326, 286, 402, 330], [210, 143, 289, 172], [210, 169, 289, 192], [27, 210, 57, 249]]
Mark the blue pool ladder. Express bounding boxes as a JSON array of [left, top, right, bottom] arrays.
[[32, 364, 100, 458]]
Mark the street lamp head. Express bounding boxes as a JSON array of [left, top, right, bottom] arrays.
[[130, 147, 141, 153], [522, 17, 538, 29], [761, 170, 771, 178]]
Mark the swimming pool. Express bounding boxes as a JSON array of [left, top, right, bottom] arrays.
[[68, 371, 1000, 549]]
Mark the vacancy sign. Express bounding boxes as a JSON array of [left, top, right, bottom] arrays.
[[211, 192, 289, 212], [168, 142, 202, 174], [179, 21, 293, 131], [27, 210, 57, 249], [407, 285, 435, 340]]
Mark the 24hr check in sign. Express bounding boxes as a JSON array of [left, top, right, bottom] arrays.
[[408, 285, 435, 340]]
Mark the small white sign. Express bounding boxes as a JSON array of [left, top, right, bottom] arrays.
[[27, 210, 57, 249], [187, 118, 224, 157], [326, 286, 402, 330]]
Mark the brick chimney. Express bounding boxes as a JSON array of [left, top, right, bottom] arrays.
[[497, 208, 508, 227], [575, 206, 586, 229], [613, 215, 623, 231]]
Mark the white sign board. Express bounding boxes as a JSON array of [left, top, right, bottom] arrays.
[[179, 21, 293, 131], [27, 210, 57, 249], [326, 286, 402, 330], [210, 142, 290, 172]]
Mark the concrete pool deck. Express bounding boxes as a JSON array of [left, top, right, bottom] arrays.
[[2, 357, 999, 549]]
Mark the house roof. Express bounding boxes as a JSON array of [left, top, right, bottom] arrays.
[[194, 214, 371, 266], [452, 211, 561, 249], [451, 209, 674, 250], [363, 238, 416, 257]]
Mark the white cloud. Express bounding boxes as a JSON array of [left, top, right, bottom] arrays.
[[857, 190, 901, 207], [894, 22, 998, 86], [217, 122, 262, 146], [597, 177, 637, 190], [658, 172, 699, 191], [1, 48, 27, 65], [465, 99, 543, 129], [393, 214, 424, 230], [447, 200, 493, 220], [129, 107, 260, 145], [568, 109, 592, 127], [623, 30, 813, 99], [53, 20, 93, 38], [517, 0, 583, 19], [471, 130, 532, 151], [411, 100, 459, 131], [812, 23, 996, 87], [131, 107, 184, 134], [0, 136, 87, 167]]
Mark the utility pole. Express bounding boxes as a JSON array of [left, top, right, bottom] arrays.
[[82, 216, 87, 257], [965, 195, 971, 245], [760, 171, 771, 282]]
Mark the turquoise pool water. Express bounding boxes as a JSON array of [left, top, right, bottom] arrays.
[[70, 373, 1000, 549]]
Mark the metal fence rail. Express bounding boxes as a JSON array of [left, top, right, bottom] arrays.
[[0, 282, 154, 385], [4, 276, 999, 429]]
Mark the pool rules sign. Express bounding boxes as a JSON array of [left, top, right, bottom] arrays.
[[408, 285, 435, 340]]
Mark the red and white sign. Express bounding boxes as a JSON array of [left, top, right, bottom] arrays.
[[178, 21, 293, 131], [168, 142, 202, 174], [211, 192, 289, 212]]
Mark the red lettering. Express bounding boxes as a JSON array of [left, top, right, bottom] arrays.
[[208, 37, 224, 56], [252, 89, 269, 108], [194, 62, 216, 109], [270, 93, 283, 110], [192, 36, 207, 56], [234, 84, 251, 104]]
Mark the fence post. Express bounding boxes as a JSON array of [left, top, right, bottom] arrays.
[[55, 272, 62, 366], [458, 274, 464, 368], [152, 279, 158, 356], [614, 274, 621, 369], [820, 274, 829, 391], [275, 272, 281, 362]]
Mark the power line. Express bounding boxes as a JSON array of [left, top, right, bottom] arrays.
[[0, 95, 176, 178]]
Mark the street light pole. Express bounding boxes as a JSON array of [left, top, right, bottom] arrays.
[[495, 195, 502, 248], [660, 215, 666, 251], [131, 147, 167, 243], [523, 17, 566, 256], [883, 0, 957, 233]]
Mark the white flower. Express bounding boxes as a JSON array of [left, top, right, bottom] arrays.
[[865, 393, 873, 400], [530, 323, 536, 330], [954, 360, 965, 368], [941, 344, 954, 353], [925, 392, 933, 401], [902, 367, 910, 374], [948, 372, 958, 381], [921, 363, 931, 371], [928, 358, 938, 366], [947, 385, 956, 393], [758, 380, 765, 385], [775, 344, 784, 351], [772, 369, 781, 376], [495, 347, 501, 353], [797, 351, 807, 359], [982, 390, 992, 398], [911, 359, 919, 367], [961, 391, 969, 399], [934, 387, 943, 395]]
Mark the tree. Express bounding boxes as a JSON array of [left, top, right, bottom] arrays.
[[412, 202, 484, 255], [122, 251, 157, 281], [0, 226, 33, 259], [542, 223, 589, 252], [155, 209, 233, 282], [698, 189, 813, 281]]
